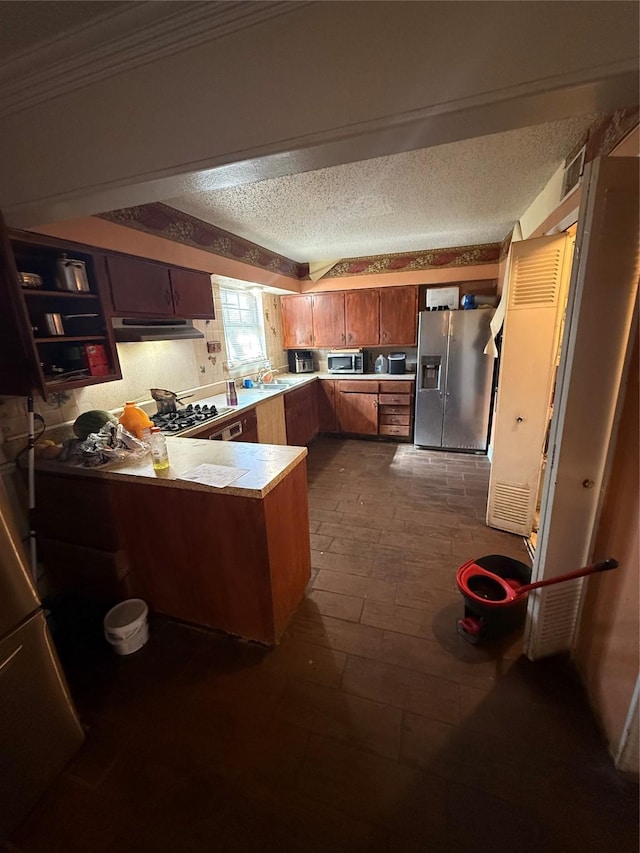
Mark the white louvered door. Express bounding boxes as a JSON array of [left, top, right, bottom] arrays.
[[486, 234, 572, 535], [525, 157, 639, 660]]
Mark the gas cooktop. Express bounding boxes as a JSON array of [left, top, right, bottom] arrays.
[[151, 403, 234, 435]]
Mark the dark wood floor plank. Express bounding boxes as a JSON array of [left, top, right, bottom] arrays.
[[10, 436, 638, 853]]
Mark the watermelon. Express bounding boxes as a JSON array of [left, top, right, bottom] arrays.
[[73, 410, 117, 440]]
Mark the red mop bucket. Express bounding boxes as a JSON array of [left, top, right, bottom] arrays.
[[456, 555, 618, 644]]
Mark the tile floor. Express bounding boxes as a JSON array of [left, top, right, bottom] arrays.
[[7, 437, 638, 853]]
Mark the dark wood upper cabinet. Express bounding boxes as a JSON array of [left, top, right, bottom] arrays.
[[0, 223, 121, 399], [345, 289, 379, 346], [105, 255, 214, 319], [281, 295, 313, 348], [106, 255, 173, 317], [379, 285, 419, 345], [282, 286, 418, 350], [169, 268, 214, 319], [0, 222, 42, 396], [312, 292, 345, 348]]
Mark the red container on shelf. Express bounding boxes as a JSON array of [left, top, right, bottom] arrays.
[[84, 344, 110, 376]]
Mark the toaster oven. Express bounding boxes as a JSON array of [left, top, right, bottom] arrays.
[[288, 350, 315, 373], [327, 351, 364, 373]]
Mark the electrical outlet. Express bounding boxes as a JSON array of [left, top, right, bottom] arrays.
[[207, 341, 221, 354]]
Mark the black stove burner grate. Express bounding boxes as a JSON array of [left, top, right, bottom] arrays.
[[151, 402, 227, 434]]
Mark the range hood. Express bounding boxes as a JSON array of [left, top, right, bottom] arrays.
[[112, 318, 204, 342]]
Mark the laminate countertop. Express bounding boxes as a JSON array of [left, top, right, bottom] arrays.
[[156, 373, 416, 438], [37, 438, 307, 500], [39, 373, 413, 497]]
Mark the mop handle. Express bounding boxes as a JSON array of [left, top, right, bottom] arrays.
[[516, 559, 619, 595]]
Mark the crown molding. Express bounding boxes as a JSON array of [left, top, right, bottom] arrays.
[[0, 1, 306, 117]]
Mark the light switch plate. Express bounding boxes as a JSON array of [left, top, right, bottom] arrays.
[[207, 341, 221, 353]]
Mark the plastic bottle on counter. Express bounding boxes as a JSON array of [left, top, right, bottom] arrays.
[[375, 354, 388, 374], [149, 427, 170, 471], [226, 380, 238, 406], [119, 401, 153, 440]]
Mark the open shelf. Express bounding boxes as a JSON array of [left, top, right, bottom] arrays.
[[45, 373, 121, 391], [35, 335, 108, 344], [23, 290, 99, 299]]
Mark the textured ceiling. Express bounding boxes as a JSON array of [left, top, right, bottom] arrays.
[[167, 116, 595, 262]]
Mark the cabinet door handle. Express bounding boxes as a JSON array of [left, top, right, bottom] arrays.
[[341, 333, 346, 343], [165, 288, 173, 307], [381, 331, 387, 341], [347, 332, 352, 342], [174, 287, 181, 306]]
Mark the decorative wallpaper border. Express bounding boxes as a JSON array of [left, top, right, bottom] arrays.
[[98, 203, 308, 280], [499, 229, 513, 262], [99, 202, 503, 281], [323, 242, 501, 278], [566, 107, 639, 167]]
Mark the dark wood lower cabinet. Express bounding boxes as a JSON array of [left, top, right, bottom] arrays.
[[34, 473, 130, 601], [378, 381, 413, 438], [233, 409, 258, 442], [35, 458, 311, 644], [284, 384, 318, 446], [316, 379, 337, 433], [319, 379, 415, 440], [336, 389, 379, 435]]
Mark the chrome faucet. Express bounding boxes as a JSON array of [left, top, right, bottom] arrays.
[[256, 364, 275, 384]]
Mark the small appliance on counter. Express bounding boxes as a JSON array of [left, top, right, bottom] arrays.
[[327, 350, 364, 374], [374, 354, 389, 374], [288, 350, 314, 373], [387, 352, 406, 374]]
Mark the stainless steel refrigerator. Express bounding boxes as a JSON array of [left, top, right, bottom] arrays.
[[414, 309, 495, 451], [0, 483, 84, 843]]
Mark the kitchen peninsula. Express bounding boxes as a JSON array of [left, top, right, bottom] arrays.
[[35, 439, 310, 645]]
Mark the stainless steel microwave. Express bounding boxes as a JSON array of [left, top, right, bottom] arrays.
[[327, 351, 364, 373]]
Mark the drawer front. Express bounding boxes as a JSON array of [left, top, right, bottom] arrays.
[[379, 393, 411, 406], [378, 404, 411, 416], [336, 380, 379, 393], [380, 414, 411, 426], [379, 424, 411, 437], [379, 381, 413, 393]]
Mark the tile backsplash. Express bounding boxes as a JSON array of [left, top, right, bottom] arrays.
[[0, 283, 287, 462]]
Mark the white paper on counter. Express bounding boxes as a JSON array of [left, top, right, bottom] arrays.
[[179, 463, 249, 488]]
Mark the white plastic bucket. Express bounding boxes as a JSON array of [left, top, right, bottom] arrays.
[[103, 598, 149, 655]]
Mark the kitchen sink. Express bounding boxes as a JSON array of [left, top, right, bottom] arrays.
[[256, 380, 298, 389]]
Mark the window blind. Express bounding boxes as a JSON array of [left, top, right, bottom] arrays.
[[220, 287, 266, 366]]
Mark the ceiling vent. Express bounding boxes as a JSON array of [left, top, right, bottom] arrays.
[[560, 145, 586, 203]]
